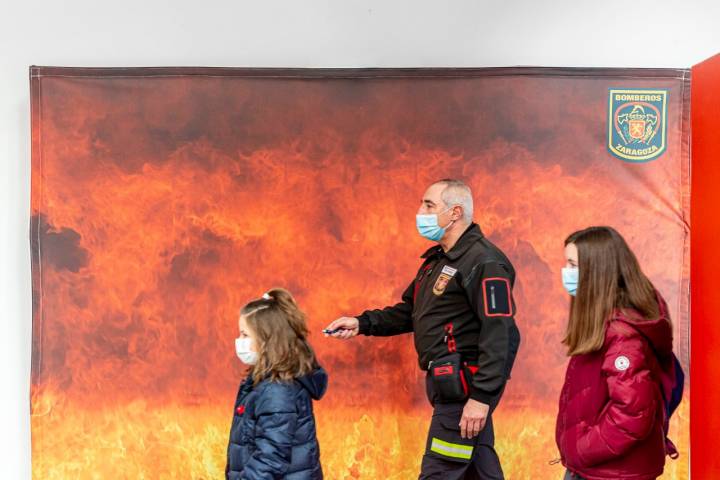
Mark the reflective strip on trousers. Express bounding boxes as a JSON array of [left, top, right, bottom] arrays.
[[430, 437, 473, 460]]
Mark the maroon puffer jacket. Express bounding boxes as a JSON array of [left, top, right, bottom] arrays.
[[556, 297, 676, 480]]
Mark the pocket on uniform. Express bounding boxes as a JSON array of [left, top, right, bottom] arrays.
[[425, 404, 475, 464], [429, 353, 470, 404]]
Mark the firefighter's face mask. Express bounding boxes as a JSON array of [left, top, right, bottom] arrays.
[[416, 207, 455, 242]]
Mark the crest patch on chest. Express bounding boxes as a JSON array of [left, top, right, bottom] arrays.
[[433, 273, 452, 295]]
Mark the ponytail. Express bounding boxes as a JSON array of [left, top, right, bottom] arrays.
[[263, 288, 310, 341]]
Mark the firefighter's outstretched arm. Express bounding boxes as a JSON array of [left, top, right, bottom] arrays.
[[325, 280, 415, 339]]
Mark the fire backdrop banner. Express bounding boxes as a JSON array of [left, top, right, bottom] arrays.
[[30, 67, 690, 479]]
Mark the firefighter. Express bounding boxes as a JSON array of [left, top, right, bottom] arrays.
[[325, 179, 521, 480]]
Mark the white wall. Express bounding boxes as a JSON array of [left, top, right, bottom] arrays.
[[1, 1, 718, 477]]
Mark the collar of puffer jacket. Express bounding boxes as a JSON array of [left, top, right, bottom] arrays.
[[609, 292, 673, 358], [295, 367, 328, 400]]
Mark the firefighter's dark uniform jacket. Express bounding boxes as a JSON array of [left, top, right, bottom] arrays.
[[356, 223, 520, 406]]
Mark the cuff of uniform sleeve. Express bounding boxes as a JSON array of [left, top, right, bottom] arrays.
[[469, 389, 495, 405], [356, 314, 370, 335]]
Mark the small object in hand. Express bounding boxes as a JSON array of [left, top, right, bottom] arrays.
[[322, 328, 344, 335]]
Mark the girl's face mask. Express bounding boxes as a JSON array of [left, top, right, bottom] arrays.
[[562, 267, 578, 297], [235, 337, 258, 365]]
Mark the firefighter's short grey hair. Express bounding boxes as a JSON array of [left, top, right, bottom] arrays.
[[434, 179, 474, 224]]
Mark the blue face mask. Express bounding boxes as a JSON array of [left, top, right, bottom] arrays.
[[562, 267, 578, 296], [416, 208, 454, 242]]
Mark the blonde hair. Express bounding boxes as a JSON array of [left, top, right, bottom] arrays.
[[241, 288, 317, 384]]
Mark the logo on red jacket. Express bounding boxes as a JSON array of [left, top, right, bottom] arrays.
[[614, 355, 630, 371]]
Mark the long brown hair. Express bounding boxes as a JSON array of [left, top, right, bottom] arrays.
[[240, 288, 318, 384], [563, 226, 661, 356]]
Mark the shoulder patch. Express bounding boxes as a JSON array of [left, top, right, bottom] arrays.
[[482, 277, 512, 317]]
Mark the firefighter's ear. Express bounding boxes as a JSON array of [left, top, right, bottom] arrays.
[[452, 204, 463, 221]]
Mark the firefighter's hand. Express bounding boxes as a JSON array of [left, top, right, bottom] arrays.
[[460, 398, 489, 439], [323, 317, 359, 340]]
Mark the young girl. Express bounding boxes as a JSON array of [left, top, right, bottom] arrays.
[[555, 227, 679, 480], [226, 288, 327, 480]]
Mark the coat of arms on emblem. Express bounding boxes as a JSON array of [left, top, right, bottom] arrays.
[[608, 89, 668, 162], [433, 273, 451, 296]]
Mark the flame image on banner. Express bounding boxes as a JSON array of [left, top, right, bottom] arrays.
[[30, 69, 690, 479]]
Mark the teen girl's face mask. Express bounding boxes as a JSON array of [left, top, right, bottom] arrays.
[[561, 267, 578, 297]]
